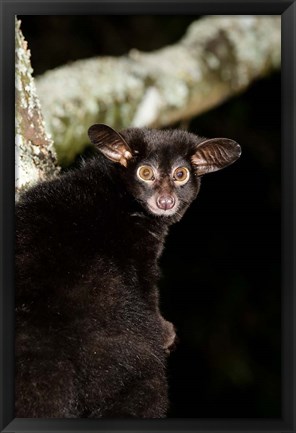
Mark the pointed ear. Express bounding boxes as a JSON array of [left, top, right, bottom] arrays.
[[191, 138, 241, 176], [88, 124, 133, 167]]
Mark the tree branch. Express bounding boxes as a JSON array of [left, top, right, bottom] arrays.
[[35, 15, 280, 165]]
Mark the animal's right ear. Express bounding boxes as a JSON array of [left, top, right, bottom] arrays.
[[191, 137, 241, 176], [88, 124, 133, 167]]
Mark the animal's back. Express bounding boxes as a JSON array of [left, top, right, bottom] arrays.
[[15, 163, 168, 418]]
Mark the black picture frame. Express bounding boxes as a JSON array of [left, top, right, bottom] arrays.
[[0, 1, 295, 432]]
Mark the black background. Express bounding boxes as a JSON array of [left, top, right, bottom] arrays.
[[18, 15, 281, 418]]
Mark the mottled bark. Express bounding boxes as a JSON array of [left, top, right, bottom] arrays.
[[35, 15, 280, 165], [15, 18, 60, 199]]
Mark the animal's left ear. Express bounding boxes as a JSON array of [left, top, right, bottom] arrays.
[[88, 124, 133, 167], [191, 138, 241, 176]]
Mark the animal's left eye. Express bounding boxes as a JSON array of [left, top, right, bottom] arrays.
[[137, 165, 155, 182], [173, 167, 190, 185]]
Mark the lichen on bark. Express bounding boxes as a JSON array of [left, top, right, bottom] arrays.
[[15, 17, 60, 199], [35, 15, 280, 166]]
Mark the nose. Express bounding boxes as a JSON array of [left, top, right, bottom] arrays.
[[156, 195, 175, 210]]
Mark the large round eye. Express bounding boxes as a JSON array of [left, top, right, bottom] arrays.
[[173, 167, 190, 185], [137, 165, 155, 182]]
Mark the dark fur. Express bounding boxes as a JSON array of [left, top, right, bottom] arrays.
[[15, 126, 240, 418]]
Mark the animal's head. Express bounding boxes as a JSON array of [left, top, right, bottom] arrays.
[[88, 124, 241, 221]]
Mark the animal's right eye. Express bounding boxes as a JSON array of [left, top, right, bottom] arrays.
[[173, 166, 190, 185], [137, 165, 155, 182]]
